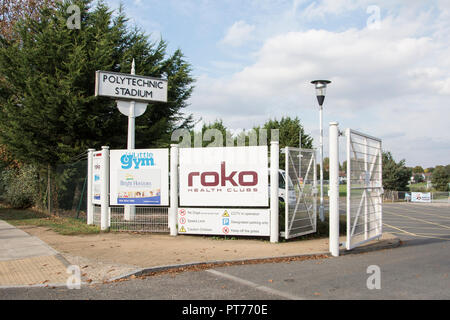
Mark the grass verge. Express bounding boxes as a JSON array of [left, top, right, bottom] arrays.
[[0, 204, 100, 235]]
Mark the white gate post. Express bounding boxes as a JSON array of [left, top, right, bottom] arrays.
[[285, 147, 289, 239], [170, 144, 179, 236], [87, 149, 95, 225], [101, 146, 110, 231], [346, 128, 351, 250], [329, 122, 340, 257], [270, 141, 279, 243]]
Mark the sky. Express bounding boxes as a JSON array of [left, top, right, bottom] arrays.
[[103, 0, 450, 168]]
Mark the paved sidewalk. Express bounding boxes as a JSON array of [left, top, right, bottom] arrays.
[[0, 220, 68, 287]]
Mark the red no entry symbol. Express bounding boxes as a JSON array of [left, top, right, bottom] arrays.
[[222, 227, 230, 234], [179, 209, 186, 216], [179, 217, 186, 224]]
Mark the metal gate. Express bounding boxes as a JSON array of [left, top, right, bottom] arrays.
[[345, 129, 383, 250], [282, 147, 317, 239]]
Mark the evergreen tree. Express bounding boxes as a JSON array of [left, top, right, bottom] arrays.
[[257, 117, 313, 149], [382, 151, 411, 191], [0, 0, 194, 168]]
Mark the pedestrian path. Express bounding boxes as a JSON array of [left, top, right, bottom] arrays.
[[0, 220, 68, 287]]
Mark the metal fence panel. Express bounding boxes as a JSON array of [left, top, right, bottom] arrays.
[[432, 192, 450, 203], [93, 204, 101, 227], [110, 206, 169, 232], [283, 147, 317, 239], [346, 129, 383, 250], [382, 191, 449, 203]]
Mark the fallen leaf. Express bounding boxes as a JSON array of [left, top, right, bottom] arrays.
[[313, 292, 321, 296], [268, 279, 273, 283]]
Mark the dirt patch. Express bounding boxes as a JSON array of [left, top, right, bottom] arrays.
[[17, 225, 397, 281], [19, 225, 329, 266]]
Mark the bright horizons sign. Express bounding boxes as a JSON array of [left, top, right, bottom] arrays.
[[95, 70, 168, 103]]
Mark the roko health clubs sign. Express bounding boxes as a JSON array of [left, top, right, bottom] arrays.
[[179, 146, 269, 207], [109, 149, 169, 206]]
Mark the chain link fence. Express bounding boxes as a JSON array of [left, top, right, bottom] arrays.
[[52, 159, 88, 218], [0, 155, 89, 218]]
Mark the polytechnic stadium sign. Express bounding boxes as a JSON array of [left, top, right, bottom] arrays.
[[95, 70, 168, 103]]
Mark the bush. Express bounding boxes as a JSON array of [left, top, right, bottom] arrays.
[[409, 184, 428, 192], [0, 164, 40, 208]]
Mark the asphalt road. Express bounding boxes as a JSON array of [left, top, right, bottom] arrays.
[[1, 203, 449, 300]]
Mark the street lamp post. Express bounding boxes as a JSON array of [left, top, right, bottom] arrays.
[[311, 80, 331, 222]]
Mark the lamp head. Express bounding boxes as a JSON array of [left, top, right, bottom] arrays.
[[311, 80, 331, 106]]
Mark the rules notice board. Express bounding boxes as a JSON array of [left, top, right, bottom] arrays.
[[177, 207, 270, 236]]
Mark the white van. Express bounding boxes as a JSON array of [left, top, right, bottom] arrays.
[[268, 169, 297, 205]]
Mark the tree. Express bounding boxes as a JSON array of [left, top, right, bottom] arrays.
[[0, 0, 57, 167], [257, 117, 313, 149], [382, 151, 411, 191], [0, 0, 194, 168], [424, 167, 434, 174], [0, 0, 57, 40], [431, 166, 449, 191], [413, 173, 424, 183], [412, 166, 424, 174], [317, 157, 329, 180], [256, 117, 313, 171], [195, 119, 231, 147]]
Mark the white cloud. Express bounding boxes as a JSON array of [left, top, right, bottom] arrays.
[[220, 21, 255, 47], [189, 6, 450, 167]]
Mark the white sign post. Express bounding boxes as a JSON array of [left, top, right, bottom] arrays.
[[87, 149, 95, 225], [95, 60, 168, 220], [100, 146, 110, 231]]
